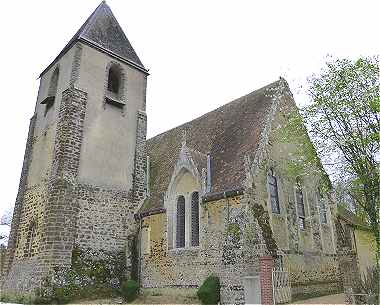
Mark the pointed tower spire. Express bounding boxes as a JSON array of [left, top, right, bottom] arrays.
[[41, 1, 146, 76]]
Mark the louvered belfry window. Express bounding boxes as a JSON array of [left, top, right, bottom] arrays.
[[191, 192, 199, 246], [176, 196, 185, 248], [107, 65, 120, 94]]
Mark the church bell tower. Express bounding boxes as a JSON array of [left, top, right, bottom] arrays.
[[4, 1, 148, 292]]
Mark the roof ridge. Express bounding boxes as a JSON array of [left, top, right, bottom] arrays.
[[148, 79, 283, 142], [79, 1, 105, 37]]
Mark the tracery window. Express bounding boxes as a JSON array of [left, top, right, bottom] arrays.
[[176, 195, 185, 248], [296, 184, 306, 230], [268, 168, 280, 214], [191, 192, 199, 246]]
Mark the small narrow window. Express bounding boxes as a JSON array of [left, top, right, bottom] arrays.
[[176, 196, 185, 248], [268, 169, 280, 214], [107, 66, 120, 94], [318, 189, 327, 224], [25, 221, 37, 257], [296, 184, 306, 230], [191, 192, 199, 246]]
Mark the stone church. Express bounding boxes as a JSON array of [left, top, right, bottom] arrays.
[[2, 2, 344, 304]]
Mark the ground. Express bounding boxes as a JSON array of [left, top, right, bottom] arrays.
[[0, 293, 345, 304], [66, 293, 345, 304], [292, 293, 345, 304]]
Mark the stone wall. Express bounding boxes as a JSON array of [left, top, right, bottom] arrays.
[[249, 92, 342, 295], [354, 228, 377, 277], [140, 196, 263, 304], [75, 183, 137, 253], [286, 253, 342, 295], [3, 30, 148, 294], [139, 90, 342, 303], [2, 87, 88, 293]]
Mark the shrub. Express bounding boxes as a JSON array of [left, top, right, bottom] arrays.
[[197, 275, 220, 305], [120, 279, 139, 302]]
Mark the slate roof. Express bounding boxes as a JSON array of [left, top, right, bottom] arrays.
[[40, 1, 146, 77], [140, 80, 284, 214]]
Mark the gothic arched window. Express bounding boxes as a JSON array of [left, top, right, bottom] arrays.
[[191, 192, 199, 246], [268, 168, 280, 214], [296, 183, 306, 230], [176, 195, 185, 248]]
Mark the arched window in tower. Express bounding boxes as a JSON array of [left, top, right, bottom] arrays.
[[191, 191, 199, 246], [48, 67, 59, 97], [107, 65, 120, 94], [176, 195, 185, 248], [105, 63, 126, 110], [24, 221, 37, 257], [42, 66, 59, 116]]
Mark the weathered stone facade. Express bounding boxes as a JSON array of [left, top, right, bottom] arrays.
[[2, 2, 148, 294], [140, 196, 261, 304], [3, 2, 353, 304], [137, 80, 342, 304]]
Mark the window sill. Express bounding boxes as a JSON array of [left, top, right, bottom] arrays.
[[105, 92, 125, 107], [272, 212, 284, 218], [41, 95, 55, 105], [168, 246, 200, 256]]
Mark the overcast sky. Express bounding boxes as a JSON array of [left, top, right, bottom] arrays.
[[0, 0, 379, 218]]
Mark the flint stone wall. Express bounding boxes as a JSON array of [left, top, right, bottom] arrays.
[[141, 196, 261, 305]]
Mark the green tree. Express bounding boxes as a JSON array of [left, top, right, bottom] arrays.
[[300, 56, 380, 270]]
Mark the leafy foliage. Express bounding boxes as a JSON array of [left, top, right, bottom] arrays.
[[281, 56, 379, 269], [197, 275, 220, 305], [120, 279, 139, 302], [303, 56, 380, 266]]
